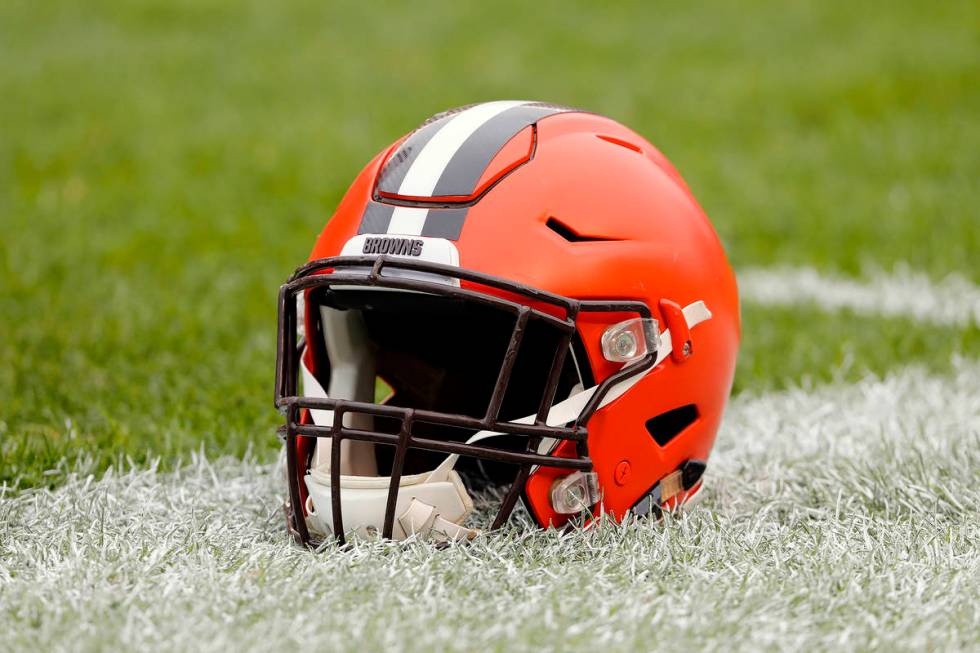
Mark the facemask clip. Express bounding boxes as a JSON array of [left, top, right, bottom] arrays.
[[551, 471, 600, 514], [600, 318, 659, 363]]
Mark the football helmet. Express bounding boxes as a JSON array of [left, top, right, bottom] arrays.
[[275, 101, 739, 544]]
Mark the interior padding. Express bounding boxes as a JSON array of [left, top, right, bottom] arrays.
[[312, 288, 583, 483], [315, 306, 379, 476]]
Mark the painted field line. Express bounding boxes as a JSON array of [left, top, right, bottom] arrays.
[[1, 360, 978, 650], [714, 356, 980, 470], [738, 265, 980, 327]]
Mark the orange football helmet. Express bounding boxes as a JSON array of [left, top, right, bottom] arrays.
[[275, 101, 739, 544]]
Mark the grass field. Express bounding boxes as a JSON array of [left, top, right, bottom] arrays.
[[1, 1, 978, 650]]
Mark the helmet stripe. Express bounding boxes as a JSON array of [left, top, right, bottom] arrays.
[[374, 111, 456, 196], [419, 208, 468, 239], [386, 205, 430, 235], [430, 103, 573, 198], [361, 101, 579, 240], [392, 100, 527, 198], [356, 200, 395, 234]]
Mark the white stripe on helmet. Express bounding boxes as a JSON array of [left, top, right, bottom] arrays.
[[386, 101, 528, 235]]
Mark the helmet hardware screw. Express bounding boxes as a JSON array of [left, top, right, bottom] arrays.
[[614, 460, 631, 486], [612, 333, 636, 359]]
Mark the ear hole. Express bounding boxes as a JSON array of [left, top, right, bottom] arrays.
[[645, 404, 699, 446], [545, 217, 621, 243]]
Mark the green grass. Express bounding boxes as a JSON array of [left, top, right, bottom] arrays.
[[2, 0, 979, 487], [2, 3, 979, 649]]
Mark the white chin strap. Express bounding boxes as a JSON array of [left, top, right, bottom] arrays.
[[298, 301, 711, 542]]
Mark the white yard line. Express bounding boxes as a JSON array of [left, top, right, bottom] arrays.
[[715, 356, 980, 468], [1, 361, 978, 651], [739, 265, 980, 327]]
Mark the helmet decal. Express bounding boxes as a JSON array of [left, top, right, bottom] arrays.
[[356, 200, 470, 239], [427, 103, 576, 198], [377, 101, 575, 198], [378, 101, 527, 197], [356, 200, 394, 234], [358, 101, 577, 239]]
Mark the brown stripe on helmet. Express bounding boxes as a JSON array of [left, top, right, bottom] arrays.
[[419, 207, 469, 240], [430, 103, 576, 199], [374, 105, 476, 196], [356, 201, 397, 235]]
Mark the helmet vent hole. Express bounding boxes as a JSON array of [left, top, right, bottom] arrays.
[[596, 134, 643, 154], [545, 217, 621, 243], [645, 404, 699, 447]]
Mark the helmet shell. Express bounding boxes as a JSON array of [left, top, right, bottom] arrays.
[[308, 106, 739, 526]]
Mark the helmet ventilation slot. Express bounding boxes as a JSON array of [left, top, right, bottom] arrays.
[[645, 404, 699, 447], [545, 217, 621, 243], [596, 134, 644, 154]]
